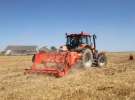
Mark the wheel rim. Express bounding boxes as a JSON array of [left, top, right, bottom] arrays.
[[98, 56, 107, 67]]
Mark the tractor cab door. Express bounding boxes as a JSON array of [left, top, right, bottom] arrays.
[[66, 36, 79, 49], [70, 37, 79, 48]]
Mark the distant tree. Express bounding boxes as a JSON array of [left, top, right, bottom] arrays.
[[0, 51, 5, 56], [50, 46, 57, 51]]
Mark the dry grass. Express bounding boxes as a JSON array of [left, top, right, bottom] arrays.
[[0, 52, 135, 100]]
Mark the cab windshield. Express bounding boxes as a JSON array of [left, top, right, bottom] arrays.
[[66, 36, 92, 47]]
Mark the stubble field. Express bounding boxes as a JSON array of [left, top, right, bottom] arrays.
[[0, 52, 135, 100]]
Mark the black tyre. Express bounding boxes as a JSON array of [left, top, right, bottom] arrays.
[[32, 54, 35, 63], [82, 49, 93, 68], [98, 54, 107, 67]]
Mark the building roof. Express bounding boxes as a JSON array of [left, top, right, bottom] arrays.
[[5, 45, 38, 51]]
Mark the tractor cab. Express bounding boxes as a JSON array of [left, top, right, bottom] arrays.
[[66, 32, 96, 51]]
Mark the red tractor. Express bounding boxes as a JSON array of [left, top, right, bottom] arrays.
[[25, 32, 107, 77]]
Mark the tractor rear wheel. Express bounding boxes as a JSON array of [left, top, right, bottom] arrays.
[[98, 54, 107, 67], [82, 49, 93, 68]]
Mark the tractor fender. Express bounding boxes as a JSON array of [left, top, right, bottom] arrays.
[[98, 52, 106, 57]]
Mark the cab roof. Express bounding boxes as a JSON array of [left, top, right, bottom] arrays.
[[66, 32, 91, 37]]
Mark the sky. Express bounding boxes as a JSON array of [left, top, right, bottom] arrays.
[[0, 0, 135, 51]]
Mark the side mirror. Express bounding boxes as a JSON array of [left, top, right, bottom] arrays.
[[93, 34, 97, 39]]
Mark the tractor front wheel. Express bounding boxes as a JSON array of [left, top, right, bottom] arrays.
[[98, 54, 107, 67]]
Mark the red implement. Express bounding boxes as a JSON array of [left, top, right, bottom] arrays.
[[25, 51, 81, 77]]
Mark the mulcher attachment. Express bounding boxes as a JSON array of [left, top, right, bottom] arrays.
[[25, 51, 81, 77]]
